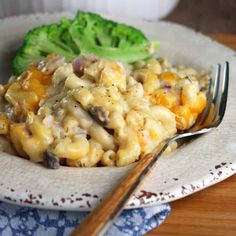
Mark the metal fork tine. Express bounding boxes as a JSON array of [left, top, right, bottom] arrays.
[[187, 62, 229, 134], [215, 61, 229, 127], [209, 64, 222, 124], [212, 64, 221, 103], [200, 78, 212, 125]]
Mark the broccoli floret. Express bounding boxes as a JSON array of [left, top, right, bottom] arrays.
[[12, 11, 160, 75], [70, 11, 160, 62], [12, 21, 79, 75]]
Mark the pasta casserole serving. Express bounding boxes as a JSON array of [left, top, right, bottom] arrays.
[[0, 55, 209, 168]]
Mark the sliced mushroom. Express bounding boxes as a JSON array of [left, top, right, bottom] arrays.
[[43, 149, 60, 169], [38, 60, 46, 71], [41, 56, 65, 74], [88, 105, 109, 126]]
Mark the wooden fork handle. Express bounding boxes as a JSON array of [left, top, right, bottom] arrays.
[[71, 153, 155, 236]]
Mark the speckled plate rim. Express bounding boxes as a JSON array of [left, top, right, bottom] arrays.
[[0, 12, 236, 211]]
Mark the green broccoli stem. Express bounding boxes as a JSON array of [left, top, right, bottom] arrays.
[[36, 41, 75, 59], [26, 34, 76, 59], [74, 39, 160, 62]]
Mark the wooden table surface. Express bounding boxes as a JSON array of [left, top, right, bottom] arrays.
[[147, 34, 236, 236]]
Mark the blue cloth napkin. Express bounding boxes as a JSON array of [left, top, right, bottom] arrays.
[[0, 201, 170, 235]]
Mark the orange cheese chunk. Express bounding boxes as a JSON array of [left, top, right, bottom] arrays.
[[5, 68, 52, 114], [171, 105, 197, 130], [0, 114, 10, 134], [159, 72, 180, 86], [153, 89, 179, 108]]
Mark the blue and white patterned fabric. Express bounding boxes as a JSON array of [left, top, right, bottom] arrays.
[[0, 201, 170, 236]]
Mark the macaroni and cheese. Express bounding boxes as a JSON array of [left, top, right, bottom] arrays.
[[0, 55, 209, 168]]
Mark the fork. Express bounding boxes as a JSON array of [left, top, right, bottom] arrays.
[[72, 62, 229, 236]]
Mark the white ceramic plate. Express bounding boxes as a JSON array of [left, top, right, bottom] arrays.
[[0, 13, 236, 211]]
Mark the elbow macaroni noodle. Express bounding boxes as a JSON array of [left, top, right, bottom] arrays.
[[0, 55, 209, 167]]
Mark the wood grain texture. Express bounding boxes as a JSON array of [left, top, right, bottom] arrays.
[[164, 0, 236, 34], [208, 34, 236, 51], [71, 154, 156, 236], [147, 34, 236, 236], [148, 174, 236, 236]]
